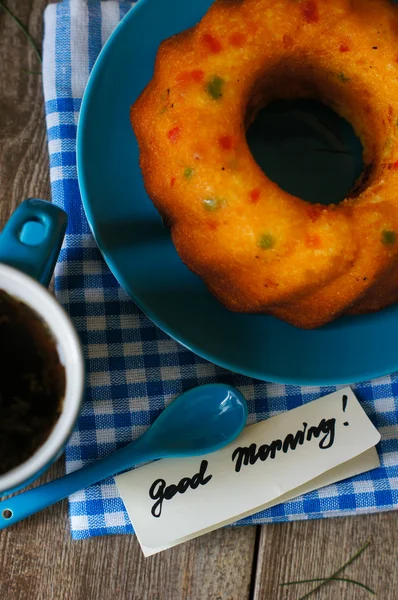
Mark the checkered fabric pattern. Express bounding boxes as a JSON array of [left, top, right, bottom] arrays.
[[43, 0, 398, 540]]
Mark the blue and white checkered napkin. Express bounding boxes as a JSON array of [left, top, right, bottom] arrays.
[[43, 0, 398, 540]]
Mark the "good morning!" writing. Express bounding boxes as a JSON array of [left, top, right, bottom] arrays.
[[147, 416, 338, 517]]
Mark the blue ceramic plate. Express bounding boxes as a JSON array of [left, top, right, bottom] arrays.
[[77, 0, 398, 385]]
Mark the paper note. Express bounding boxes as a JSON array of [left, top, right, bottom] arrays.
[[115, 387, 381, 556]]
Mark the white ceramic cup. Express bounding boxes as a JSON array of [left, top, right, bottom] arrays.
[[0, 199, 84, 495]]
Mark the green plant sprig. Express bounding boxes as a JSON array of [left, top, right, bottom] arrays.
[[281, 576, 375, 595], [0, 1, 42, 73], [280, 540, 375, 599]]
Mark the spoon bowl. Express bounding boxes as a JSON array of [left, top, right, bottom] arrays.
[[147, 384, 248, 456], [0, 383, 247, 529]]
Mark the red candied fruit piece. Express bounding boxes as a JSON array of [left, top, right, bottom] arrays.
[[168, 126, 181, 143], [305, 234, 322, 249], [228, 32, 247, 48], [218, 135, 234, 150], [307, 205, 323, 221], [302, 0, 319, 23], [175, 71, 191, 84], [176, 70, 204, 84], [283, 34, 294, 49], [170, 177, 176, 187], [388, 161, 398, 170], [207, 220, 218, 230], [339, 42, 350, 52], [249, 188, 261, 203], [201, 33, 222, 53], [247, 22, 258, 35], [191, 69, 204, 82]]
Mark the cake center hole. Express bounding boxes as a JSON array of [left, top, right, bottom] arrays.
[[246, 99, 364, 205]]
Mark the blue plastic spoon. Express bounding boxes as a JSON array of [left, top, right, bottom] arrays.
[[0, 384, 247, 529]]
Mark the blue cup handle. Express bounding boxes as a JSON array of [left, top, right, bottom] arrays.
[[0, 199, 67, 287]]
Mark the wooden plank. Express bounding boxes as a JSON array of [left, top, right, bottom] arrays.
[[0, 0, 51, 220], [0, 466, 257, 600], [0, 3, 258, 599], [253, 513, 398, 599]]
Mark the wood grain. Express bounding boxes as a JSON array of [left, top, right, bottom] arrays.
[[0, 0, 50, 221], [254, 512, 398, 599], [0, 500, 257, 600], [1, 2, 398, 600]]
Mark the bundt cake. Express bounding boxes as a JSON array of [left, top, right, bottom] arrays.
[[131, 0, 398, 329]]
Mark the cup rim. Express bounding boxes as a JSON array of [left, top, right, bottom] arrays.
[[0, 264, 84, 494]]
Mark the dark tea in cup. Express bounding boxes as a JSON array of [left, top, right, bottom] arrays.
[[0, 290, 66, 475]]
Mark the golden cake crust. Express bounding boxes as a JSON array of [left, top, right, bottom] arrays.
[[131, 0, 398, 329]]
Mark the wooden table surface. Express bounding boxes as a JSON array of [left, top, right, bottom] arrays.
[[0, 2, 397, 599]]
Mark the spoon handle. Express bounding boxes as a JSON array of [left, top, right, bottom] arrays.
[[0, 436, 153, 530]]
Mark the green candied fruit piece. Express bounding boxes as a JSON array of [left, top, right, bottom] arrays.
[[258, 233, 274, 250], [184, 167, 194, 179], [381, 230, 397, 246], [206, 75, 224, 100], [338, 72, 350, 83], [203, 197, 223, 211]]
